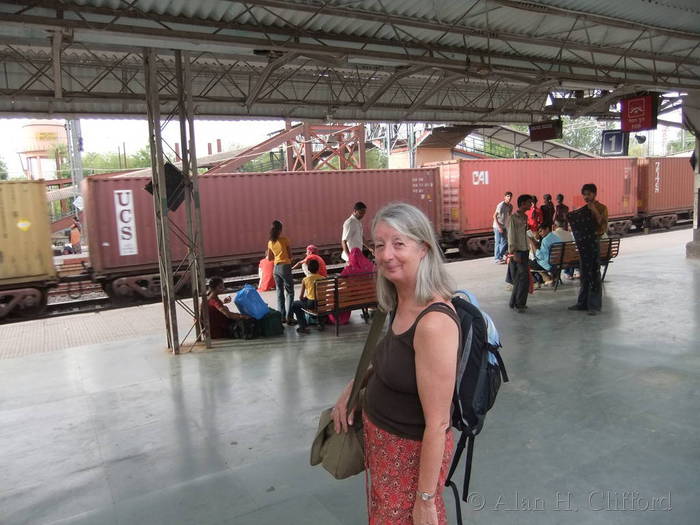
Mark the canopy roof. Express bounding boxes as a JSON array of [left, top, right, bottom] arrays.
[[0, 0, 698, 122]]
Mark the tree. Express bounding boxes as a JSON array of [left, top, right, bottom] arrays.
[[0, 157, 7, 180], [81, 145, 152, 175], [47, 144, 71, 178], [508, 117, 616, 155], [666, 132, 695, 155], [557, 116, 616, 154]]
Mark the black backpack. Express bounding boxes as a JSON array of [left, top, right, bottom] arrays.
[[446, 292, 509, 525]]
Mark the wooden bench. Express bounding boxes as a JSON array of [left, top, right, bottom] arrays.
[[548, 238, 621, 291], [303, 272, 378, 336]]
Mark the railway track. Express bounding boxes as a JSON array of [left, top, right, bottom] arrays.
[[4, 225, 692, 324]]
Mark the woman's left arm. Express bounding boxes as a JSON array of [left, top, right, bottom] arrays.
[[413, 309, 459, 525]]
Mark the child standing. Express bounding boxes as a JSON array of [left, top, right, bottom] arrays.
[[292, 259, 325, 334]]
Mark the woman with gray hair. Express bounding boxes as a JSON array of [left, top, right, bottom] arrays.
[[331, 202, 460, 525]]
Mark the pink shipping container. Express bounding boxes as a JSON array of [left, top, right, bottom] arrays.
[[637, 157, 694, 215], [436, 158, 639, 236], [84, 168, 439, 276]]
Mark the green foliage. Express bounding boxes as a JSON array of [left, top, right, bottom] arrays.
[[82, 145, 151, 175], [556, 116, 616, 154], [0, 157, 7, 180], [483, 140, 514, 158], [666, 132, 695, 155], [47, 144, 71, 179], [627, 140, 647, 158], [238, 150, 286, 172], [319, 147, 388, 170]]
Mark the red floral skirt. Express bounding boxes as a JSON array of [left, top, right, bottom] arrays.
[[363, 413, 455, 524]]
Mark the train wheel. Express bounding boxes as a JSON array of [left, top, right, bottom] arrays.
[[15, 289, 48, 317], [102, 279, 136, 305]]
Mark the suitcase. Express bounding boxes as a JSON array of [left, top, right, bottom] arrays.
[[258, 308, 284, 337]]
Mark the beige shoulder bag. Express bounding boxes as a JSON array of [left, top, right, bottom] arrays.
[[309, 310, 387, 479]]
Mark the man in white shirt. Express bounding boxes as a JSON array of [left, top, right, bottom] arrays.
[[493, 192, 513, 263], [553, 219, 574, 242], [552, 219, 575, 279], [341, 201, 367, 262]]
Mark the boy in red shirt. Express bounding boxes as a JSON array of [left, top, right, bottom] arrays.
[[525, 195, 543, 232], [292, 244, 328, 277]]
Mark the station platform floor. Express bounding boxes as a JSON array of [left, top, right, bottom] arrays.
[[1, 229, 698, 525]]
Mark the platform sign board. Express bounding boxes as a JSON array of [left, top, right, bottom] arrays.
[[621, 95, 658, 132], [601, 130, 629, 156], [114, 190, 138, 256], [528, 119, 563, 141]]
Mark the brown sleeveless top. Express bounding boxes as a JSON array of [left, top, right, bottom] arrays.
[[364, 302, 460, 441]]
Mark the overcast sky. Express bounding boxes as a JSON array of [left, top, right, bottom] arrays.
[[0, 118, 285, 178], [0, 110, 687, 178]]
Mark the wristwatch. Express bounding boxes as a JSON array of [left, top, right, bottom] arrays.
[[417, 490, 436, 501]]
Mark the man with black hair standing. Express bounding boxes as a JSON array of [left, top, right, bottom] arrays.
[[508, 194, 533, 313], [341, 201, 368, 262], [554, 194, 570, 228], [569, 183, 608, 315], [540, 194, 555, 229], [493, 191, 513, 263]]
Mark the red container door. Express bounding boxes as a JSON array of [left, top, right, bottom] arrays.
[[639, 157, 694, 214]]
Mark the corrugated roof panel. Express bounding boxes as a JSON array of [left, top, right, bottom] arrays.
[[530, 0, 700, 33], [65, 0, 700, 40]]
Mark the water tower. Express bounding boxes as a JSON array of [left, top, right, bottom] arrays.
[[18, 121, 68, 180]]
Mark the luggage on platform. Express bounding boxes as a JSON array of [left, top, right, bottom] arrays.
[[234, 284, 270, 320], [258, 258, 276, 292], [258, 308, 284, 337]]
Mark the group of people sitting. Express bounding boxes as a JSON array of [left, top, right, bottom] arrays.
[[505, 184, 609, 315], [206, 211, 376, 339], [493, 192, 571, 264]]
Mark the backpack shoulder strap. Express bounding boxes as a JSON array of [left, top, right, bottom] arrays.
[[414, 302, 460, 328]]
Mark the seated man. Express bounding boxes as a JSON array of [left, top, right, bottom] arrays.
[[553, 219, 576, 279], [206, 277, 252, 339], [292, 259, 325, 334], [528, 224, 559, 285], [292, 244, 328, 277]]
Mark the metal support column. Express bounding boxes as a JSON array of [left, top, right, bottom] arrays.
[[65, 119, 84, 208], [144, 48, 180, 353], [175, 50, 211, 348], [284, 120, 294, 171], [357, 124, 366, 169], [407, 122, 416, 169], [686, 136, 700, 258], [303, 122, 313, 170]]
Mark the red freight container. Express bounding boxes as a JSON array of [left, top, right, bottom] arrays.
[[637, 157, 694, 215], [84, 168, 439, 275], [436, 158, 638, 235]]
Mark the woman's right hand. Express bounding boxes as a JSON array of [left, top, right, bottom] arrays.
[[331, 380, 354, 434]]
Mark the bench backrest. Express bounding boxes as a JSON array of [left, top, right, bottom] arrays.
[[599, 238, 620, 261], [314, 273, 377, 314], [549, 241, 579, 266], [549, 238, 621, 266], [314, 278, 338, 314]]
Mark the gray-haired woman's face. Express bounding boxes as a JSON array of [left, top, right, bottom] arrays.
[[372, 221, 427, 286]]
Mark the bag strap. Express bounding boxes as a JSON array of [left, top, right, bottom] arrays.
[[446, 432, 476, 525], [492, 348, 510, 383], [346, 309, 387, 412]]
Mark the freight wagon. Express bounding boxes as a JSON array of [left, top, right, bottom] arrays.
[[84, 168, 439, 299], [433, 157, 693, 256], [1, 156, 693, 318], [0, 180, 58, 317], [636, 157, 695, 229]]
